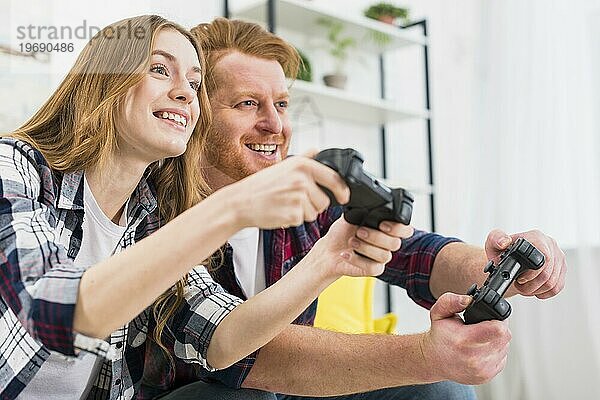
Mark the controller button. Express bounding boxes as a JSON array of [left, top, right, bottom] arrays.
[[494, 299, 511, 318], [467, 283, 478, 296], [528, 249, 545, 267], [483, 289, 499, 305], [483, 260, 495, 273], [517, 239, 530, 255], [400, 203, 412, 224]]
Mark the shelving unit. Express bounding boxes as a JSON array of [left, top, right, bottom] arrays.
[[225, 0, 436, 313], [288, 79, 429, 125], [232, 0, 427, 51]]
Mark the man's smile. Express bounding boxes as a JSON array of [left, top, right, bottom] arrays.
[[245, 143, 278, 157]]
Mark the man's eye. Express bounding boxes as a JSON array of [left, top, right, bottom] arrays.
[[189, 80, 201, 91], [150, 64, 169, 76], [276, 101, 289, 109], [238, 100, 257, 107]]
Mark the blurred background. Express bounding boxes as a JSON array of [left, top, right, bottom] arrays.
[[1, 0, 599, 398]]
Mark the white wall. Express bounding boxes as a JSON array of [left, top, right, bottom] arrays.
[[1, 0, 221, 130]]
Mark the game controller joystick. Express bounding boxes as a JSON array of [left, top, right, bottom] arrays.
[[463, 237, 545, 324], [315, 148, 414, 230]]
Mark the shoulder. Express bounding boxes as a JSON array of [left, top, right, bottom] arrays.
[[0, 137, 53, 178], [0, 137, 57, 202], [0, 137, 49, 168]]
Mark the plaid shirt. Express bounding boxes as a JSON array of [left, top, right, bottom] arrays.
[[194, 196, 462, 389], [0, 138, 243, 400]]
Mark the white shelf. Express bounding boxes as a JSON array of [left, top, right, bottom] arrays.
[[289, 79, 429, 124], [233, 0, 427, 53]]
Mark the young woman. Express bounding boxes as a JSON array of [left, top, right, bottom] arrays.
[[0, 15, 400, 400]]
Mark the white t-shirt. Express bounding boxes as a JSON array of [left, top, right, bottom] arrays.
[[19, 176, 127, 400], [228, 228, 266, 298]]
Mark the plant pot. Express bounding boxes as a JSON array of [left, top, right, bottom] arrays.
[[323, 74, 347, 90], [377, 15, 395, 24]]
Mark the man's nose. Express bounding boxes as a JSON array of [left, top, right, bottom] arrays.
[[256, 104, 282, 134]]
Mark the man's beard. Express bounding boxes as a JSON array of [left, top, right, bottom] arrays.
[[204, 127, 260, 183]]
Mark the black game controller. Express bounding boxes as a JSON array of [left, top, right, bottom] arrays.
[[314, 148, 414, 230], [463, 237, 545, 324]]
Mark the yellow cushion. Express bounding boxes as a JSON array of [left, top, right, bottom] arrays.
[[314, 276, 397, 334]]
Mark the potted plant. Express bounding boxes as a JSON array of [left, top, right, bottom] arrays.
[[316, 17, 356, 89], [296, 48, 313, 82], [364, 2, 410, 25]]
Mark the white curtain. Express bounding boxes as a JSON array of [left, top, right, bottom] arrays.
[[434, 1, 600, 398], [318, 2, 600, 397]]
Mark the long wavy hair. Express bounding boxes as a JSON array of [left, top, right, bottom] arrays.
[[7, 15, 212, 366]]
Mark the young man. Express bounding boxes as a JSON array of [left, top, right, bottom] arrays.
[[187, 18, 566, 399]]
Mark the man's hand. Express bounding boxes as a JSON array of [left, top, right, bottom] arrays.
[[421, 293, 511, 385], [485, 229, 567, 299]]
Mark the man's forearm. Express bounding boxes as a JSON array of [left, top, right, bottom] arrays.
[[241, 324, 437, 396], [429, 242, 521, 298], [429, 242, 487, 299]]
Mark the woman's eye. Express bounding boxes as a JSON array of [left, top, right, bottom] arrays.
[[189, 80, 201, 91], [150, 64, 168, 76]]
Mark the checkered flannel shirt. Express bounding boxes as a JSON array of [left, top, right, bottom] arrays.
[[0, 138, 243, 399]]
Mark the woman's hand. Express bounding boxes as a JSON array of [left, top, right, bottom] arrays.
[[302, 218, 414, 282], [223, 155, 350, 230]]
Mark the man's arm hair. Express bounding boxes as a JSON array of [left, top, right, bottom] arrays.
[[430, 241, 526, 298], [241, 324, 436, 396], [429, 242, 488, 299]]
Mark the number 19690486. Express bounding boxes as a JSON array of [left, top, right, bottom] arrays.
[[19, 42, 74, 53]]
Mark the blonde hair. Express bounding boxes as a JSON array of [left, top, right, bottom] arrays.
[[190, 17, 300, 97], [7, 15, 211, 367]]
